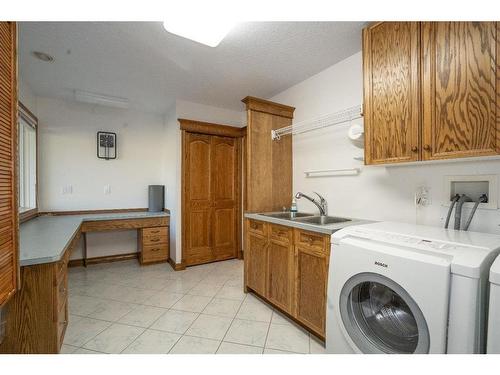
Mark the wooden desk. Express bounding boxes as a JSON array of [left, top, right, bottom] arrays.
[[0, 212, 170, 354]]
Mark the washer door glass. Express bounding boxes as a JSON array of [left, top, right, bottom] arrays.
[[340, 273, 430, 354]]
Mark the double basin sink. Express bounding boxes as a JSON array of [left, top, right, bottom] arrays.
[[259, 212, 351, 226]]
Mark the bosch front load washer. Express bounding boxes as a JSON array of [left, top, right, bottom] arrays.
[[326, 222, 500, 354]]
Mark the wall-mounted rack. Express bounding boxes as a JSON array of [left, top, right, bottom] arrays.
[[304, 168, 361, 178], [271, 104, 363, 140]]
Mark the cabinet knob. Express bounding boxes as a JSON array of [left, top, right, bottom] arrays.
[[411, 146, 418, 152], [423, 144, 431, 151]]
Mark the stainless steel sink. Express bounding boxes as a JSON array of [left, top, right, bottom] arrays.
[[260, 212, 315, 220], [294, 216, 352, 225]]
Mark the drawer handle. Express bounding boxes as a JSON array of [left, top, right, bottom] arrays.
[[151, 248, 161, 252], [150, 230, 160, 234], [149, 238, 160, 242]]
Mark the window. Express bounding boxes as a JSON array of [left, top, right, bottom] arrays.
[[18, 102, 37, 219]]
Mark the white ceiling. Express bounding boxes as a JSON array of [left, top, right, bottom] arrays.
[[19, 22, 364, 114]]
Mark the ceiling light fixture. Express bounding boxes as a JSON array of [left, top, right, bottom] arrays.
[[74, 90, 130, 109], [31, 51, 54, 62], [162, 20, 235, 47]]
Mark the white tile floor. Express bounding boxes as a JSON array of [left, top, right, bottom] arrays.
[[62, 258, 326, 354]]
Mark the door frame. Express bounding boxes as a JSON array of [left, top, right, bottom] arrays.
[[180, 118, 246, 267]]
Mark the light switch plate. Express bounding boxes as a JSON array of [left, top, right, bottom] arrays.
[[104, 185, 111, 195]]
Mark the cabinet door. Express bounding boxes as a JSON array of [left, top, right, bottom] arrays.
[[363, 22, 421, 164], [211, 136, 238, 261], [267, 239, 293, 313], [245, 230, 267, 296], [183, 132, 213, 266], [0, 22, 18, 307], [294, 245, 328, 337], [422, 22, 499, 160]]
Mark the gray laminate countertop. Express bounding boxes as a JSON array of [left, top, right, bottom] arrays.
[[244, 212, 372, 235], [19, 211, 170, 267]]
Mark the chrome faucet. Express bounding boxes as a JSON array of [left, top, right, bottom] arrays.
[[295, 191, 328, 216]]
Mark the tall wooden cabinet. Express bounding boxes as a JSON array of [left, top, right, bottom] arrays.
[[0, 22, 18, 308], [180, 119, 243, 267], [363, 21, 499, 165], [242, 97, 294, 212]]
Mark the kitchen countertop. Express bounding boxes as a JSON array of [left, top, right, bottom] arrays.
[[244, 212, 372, 235], [19, 211, 170, 267]]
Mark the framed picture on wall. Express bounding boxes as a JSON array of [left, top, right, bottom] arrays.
[[97, 131, 117, 160]]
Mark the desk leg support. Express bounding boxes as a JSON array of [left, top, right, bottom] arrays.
[[83, 232, 88, 268]]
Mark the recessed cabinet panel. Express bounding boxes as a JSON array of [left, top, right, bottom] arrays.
[[246, 231, 268, 296], [267, 239, 293, 313], [422, 22, 498, 160], [294, 246, 328, 335], [188, 135, 211, 202], [363, 22, 421, 164]]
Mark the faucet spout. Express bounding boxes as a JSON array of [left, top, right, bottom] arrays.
[[295, 191, 328, 216]]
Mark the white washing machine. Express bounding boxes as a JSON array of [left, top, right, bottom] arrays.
[[487, 255, 500, 353], [326, 222, 500, 354]]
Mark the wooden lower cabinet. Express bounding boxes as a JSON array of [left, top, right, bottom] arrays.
[[294, 244, 329, 337], [244, 219, 330, 339], [245, 229, 268, 296], [0, 249, 70, 353], [139, 226, 170, 265]]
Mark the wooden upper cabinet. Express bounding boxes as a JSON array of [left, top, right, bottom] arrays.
[[0, 22, 18, 307], [422, 22, 499, 160], [363, 22, 421, 164]]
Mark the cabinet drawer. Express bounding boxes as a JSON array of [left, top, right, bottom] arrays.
[[143, 234, 169, 246], [295, 229, 328, 252], [143, 227, 168, 237], [269, 224, 292, 244], [142, 244, 169, 263], [248, 220, 267, 236]]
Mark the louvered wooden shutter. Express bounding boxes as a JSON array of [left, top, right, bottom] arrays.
[[0, 22, 18, 307]]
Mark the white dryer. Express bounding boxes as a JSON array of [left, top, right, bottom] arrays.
[[487, 255, 500, 353], [326, 222, 500, 354]]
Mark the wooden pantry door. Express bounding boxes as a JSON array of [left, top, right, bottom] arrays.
[[181, 120, 242, 267]]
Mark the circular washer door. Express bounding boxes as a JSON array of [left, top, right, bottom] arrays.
[[339, 272, 430, 354]]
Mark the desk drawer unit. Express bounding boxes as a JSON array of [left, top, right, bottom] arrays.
[[139, 226, 169, 265]]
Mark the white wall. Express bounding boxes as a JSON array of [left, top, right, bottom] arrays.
[[271, 51, 500, 234], [37, 97, 166, 210]]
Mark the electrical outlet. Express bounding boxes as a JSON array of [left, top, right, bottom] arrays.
[[61, 185, 73, 195], [415, 186, 431, 207], [104, 185, 111, 195]]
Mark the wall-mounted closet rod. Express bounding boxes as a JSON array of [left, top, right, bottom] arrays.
[[271, 104, 362, 140]]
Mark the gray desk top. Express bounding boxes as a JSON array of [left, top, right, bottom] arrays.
[[19, 211, 170, 267], [244, 212, 372, 235]]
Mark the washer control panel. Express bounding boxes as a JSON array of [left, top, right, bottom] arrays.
[[347, 228, 465, 253]]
